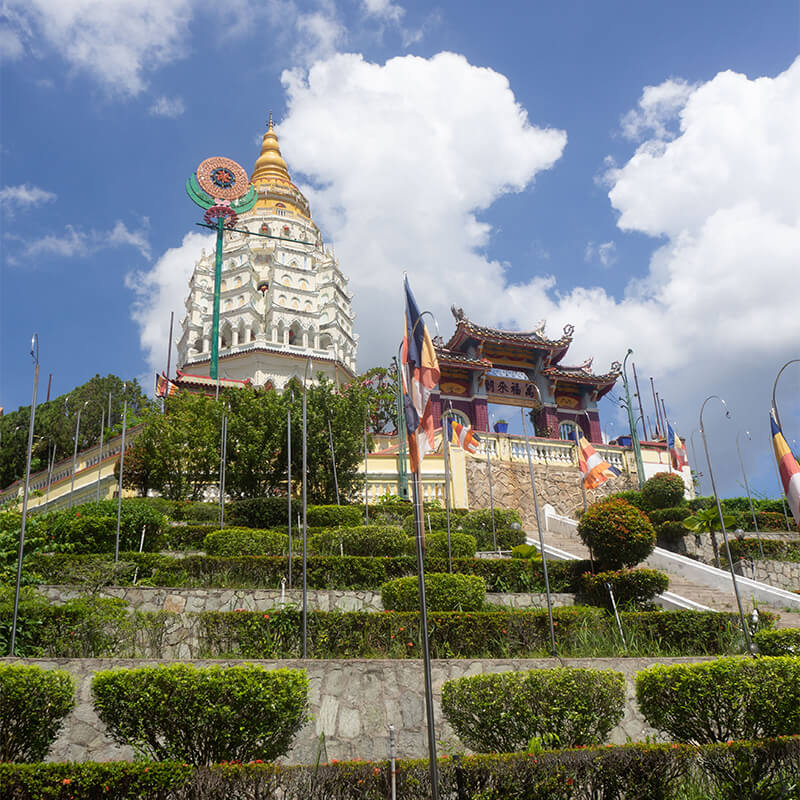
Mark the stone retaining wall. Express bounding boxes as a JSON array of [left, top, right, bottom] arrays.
[[38, 586, 576, 614], [6, 656, 713, 764]]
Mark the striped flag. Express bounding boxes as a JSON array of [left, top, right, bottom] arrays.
[[449, 419, 480, 454], [401, 277, 440, 472], [771, 410, 800, 529], [571, 430, 620, 489], [667, 423, 689, 471], [155, 373, 177, 398]]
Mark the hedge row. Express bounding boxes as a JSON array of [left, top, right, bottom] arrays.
[[2, 738, 799, 799], [27, 553, 592, 593], [727, 537, 800, 562], [754, 627, 800, 656], [197, 608, 762, 659], [579, 568, 669, 610], [380, 573, 486, 612]]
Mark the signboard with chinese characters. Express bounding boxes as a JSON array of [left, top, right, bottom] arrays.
[[485, 376, 541, 407]]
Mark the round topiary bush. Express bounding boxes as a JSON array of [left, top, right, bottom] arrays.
[[511, 543, 540, 559], [0, 664, 75, 762], [203, 528, 288, 556], [441, 667, 626, 752], [641, 472, 686, 510], [380, 573, 486, 612], [580, 568, 669, 610], [91, 663, 309, 764], [309, 525, 407, 557], [577, 498, 656, 569], [424, 531, 477, 558], [636, 656, 800, 744]]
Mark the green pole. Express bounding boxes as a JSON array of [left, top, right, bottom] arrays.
[[622, 349, 645, 488], [210, 216, 224, 380]]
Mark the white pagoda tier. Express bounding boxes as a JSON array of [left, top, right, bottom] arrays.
[[176, 116, 358, 390]]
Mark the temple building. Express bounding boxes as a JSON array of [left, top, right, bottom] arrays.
[[175, 116, 358, 391], [432, 307, 621, 443]]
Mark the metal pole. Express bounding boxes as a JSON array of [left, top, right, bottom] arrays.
[[164, 311, 174, 413], [115, 390, 128, 563], [622, 350, 646, 488], [364, 422, 370, 525], [520, 407, 556, 656], [487, 440, 497, 551], [411, 468, 440, 799], [771, 436, 793, 532], [771, 358, 800, 430], [108, 391, 112, 430], [650, 377, 660, 438], [392, 355, 409, 500], [302, 358, 313, 658], [441, 411, 454, 572], [605, 582, 627, 649], [219, 409, 228, 529], [327, 416, 340, 505], [69, 401, 87, 509], [632, 361, 648, 441], [736, 431, 764, 558], [46, 372, 52, 403], [210, 217, 224, 380], [699, 396, 752, 652], [96, 410, 105, 503], [10, 334, 39, 656], [287, 397, 292, 590], [388, 724, 397, 800], [45, 442, 56, 507]]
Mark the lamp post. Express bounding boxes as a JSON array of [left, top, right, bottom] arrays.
[[302, 358, 313, 658], [10, 334, 39, 656], [736, 431, 764, 559], [699, 396, 752, 652], [69, 400, 89, 509], [771, 359, 800, 430], [621, 350, 645, 487]]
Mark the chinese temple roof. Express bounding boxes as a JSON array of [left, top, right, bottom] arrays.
[[444, 306, 573, 363], [542, 359, 621, 399], [174, 370, 252, 389], [434, 344, 493, 370]]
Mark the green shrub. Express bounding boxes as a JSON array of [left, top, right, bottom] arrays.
[[461, 508, 521, 533], [381, 573, 486, 611], [728, 538, 800, 562], [754, 628, 800, 656], [442, 667, 625, 752], [0, 664, 75, 762], [608, 489, 645, 510], [170, 501, 220, 523], [580, 568, 669, 610], [0, 586, 50, 656], [641, 472, 686, 510], [165, 525, 218, 550], [578, 498, 656, 569], [226, 497, 289, 528], [647, 506, 692, 525], [511, 544, 539, 559], [306, 505, 364, 528], [636, 656, 800, 743], [309, 525, 407, 557], [203, 528, 288, 557], [91, 664, 309, 764], [424, 531, 477, 558]]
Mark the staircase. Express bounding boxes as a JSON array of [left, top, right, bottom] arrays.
[[531, 506, 800, 629]]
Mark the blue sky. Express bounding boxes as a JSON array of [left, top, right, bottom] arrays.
[[1, 0, 799, 498]]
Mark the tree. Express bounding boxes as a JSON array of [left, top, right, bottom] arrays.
[[357, 365, 398, 435], [682, 507, 736, 569]]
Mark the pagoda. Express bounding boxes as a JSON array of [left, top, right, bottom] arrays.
[[175, 115, 358, 391], [433, 307, 621, 443]]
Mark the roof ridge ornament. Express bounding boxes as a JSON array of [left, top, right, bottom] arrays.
[[563, 323, 575, 337], [451, 305, 466, 321]]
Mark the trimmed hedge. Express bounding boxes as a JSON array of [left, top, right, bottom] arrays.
[[441, 667, 625, 751], [577, 498, 656, 569], [636, 656, 800, 743], [91, 664, 309, 764], [607, 489, 645, 510], [2, 739, 800, 800], [0, 665, 75, 762], [511, 543, 539, 559], [164, 524, 218, 550], [308, 525, 408, 557], [226, 498, 366, 529], [424, 531, 477, 558], [754, 628, 800, 656], [641, 472, 686, 510], [380, 573, 486, 612], [27, 552, 592, 593], [198, 608, 763, 659], [580, 568, 669, 610], [728, 537, 800, 562], [203, 528, 288, 557], [647, 506, 691, 526]]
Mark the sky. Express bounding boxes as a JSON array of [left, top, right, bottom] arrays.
[[1, 0, 799, 500]]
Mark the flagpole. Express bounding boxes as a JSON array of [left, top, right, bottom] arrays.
[[364, 421, 370, 525], [520, 407, 557, 656], [327, 415, 340, 506], [440, 410, 454, 572], [115, 387, 128, 563], [96, 410, 105, 503], [771, 359, 800, 431], [287, 393, 293, 590], [486, 438, 497, 552], [736, 431, 764, 559], [699, 396, 752, 652], [302, 358, 313, 659]]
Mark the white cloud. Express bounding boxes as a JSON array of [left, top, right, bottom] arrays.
[[0, 26, 25, 60], [0, 183, 57, 213], [1, 0, 193, 95], [361, 0, 405, 23], [620, 78, 695, 142], [584, 240, 616, 267], [8, 220, 151, 262], [148, 95, 186, 118], [126, 231, 214, 378], [293, 6, 348, 67]]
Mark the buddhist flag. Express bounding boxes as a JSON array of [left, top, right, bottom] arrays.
[[771, 410, 800, 529], [572, 431, 620, 489], [155, 373, 177, 398], [667, 423, 689, 471], [449, 419, 480, 454], [401, 277, 440, 472]]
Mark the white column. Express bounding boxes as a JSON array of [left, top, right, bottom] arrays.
[[232, 330, 239, 346], [202, 337, 209, 353], [245, 327, 252, 343]]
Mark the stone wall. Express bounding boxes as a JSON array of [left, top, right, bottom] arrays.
[[466, 459, 637, 523], [38, 586, 576, 614], [8, 656, 713, 764]]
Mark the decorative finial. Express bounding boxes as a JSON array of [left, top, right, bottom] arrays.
[[268, 110, 273, 129]]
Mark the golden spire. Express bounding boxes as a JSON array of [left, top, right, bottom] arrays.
[[251, 112, 291, 184]]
